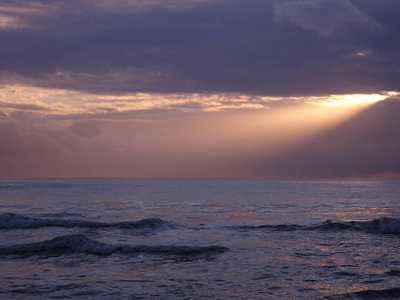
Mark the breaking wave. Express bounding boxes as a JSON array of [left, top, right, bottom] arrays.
[[0, 234, 228, 257], [326, 287, 400, 299], [229, 217, 400, 235], [0, 213, 173, 230]]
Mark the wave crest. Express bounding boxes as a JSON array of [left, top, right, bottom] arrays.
[[230, 217, 400, 235], [0, 213, 173, 230], [315, 217, 400, 234], [0, 234, 228, 257]]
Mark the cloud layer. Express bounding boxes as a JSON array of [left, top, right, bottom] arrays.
[[273, 0, 378, 35], [0, 0, 399, 95]]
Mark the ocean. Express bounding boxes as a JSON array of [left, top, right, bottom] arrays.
[[0, 178, 399, 299]]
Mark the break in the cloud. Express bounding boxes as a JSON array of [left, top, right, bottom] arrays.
[[1, 94, 398, 178], [252, 96, 400, 178], [0, 0, 399, 178]]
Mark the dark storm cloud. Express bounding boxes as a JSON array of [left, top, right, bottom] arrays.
[[0, 0, 399, 95], [273, 0, 378, 35]]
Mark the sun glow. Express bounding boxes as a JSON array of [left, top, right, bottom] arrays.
[[306, 92, 397, 107], [1, 84, 398, 121]]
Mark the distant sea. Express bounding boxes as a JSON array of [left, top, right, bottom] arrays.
[[0, 178, 399, 299]]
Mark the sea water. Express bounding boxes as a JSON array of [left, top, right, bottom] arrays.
[[0, 178, 399, 299]]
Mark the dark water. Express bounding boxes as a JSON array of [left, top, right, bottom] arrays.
[[0, 178, 399, 299]]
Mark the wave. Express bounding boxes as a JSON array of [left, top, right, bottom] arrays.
[[313, 218, 400, 234], [0, 234, 228, 257], [0, 213, 173, 230], [229, 217, 400, 235], [2, 213, 398, 235], [326, 287, 400, 299]]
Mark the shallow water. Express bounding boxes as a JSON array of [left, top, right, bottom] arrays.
[[0, 178, 399, 299]]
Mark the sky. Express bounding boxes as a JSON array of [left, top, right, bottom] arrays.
[[0, 0, 399, 178]]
